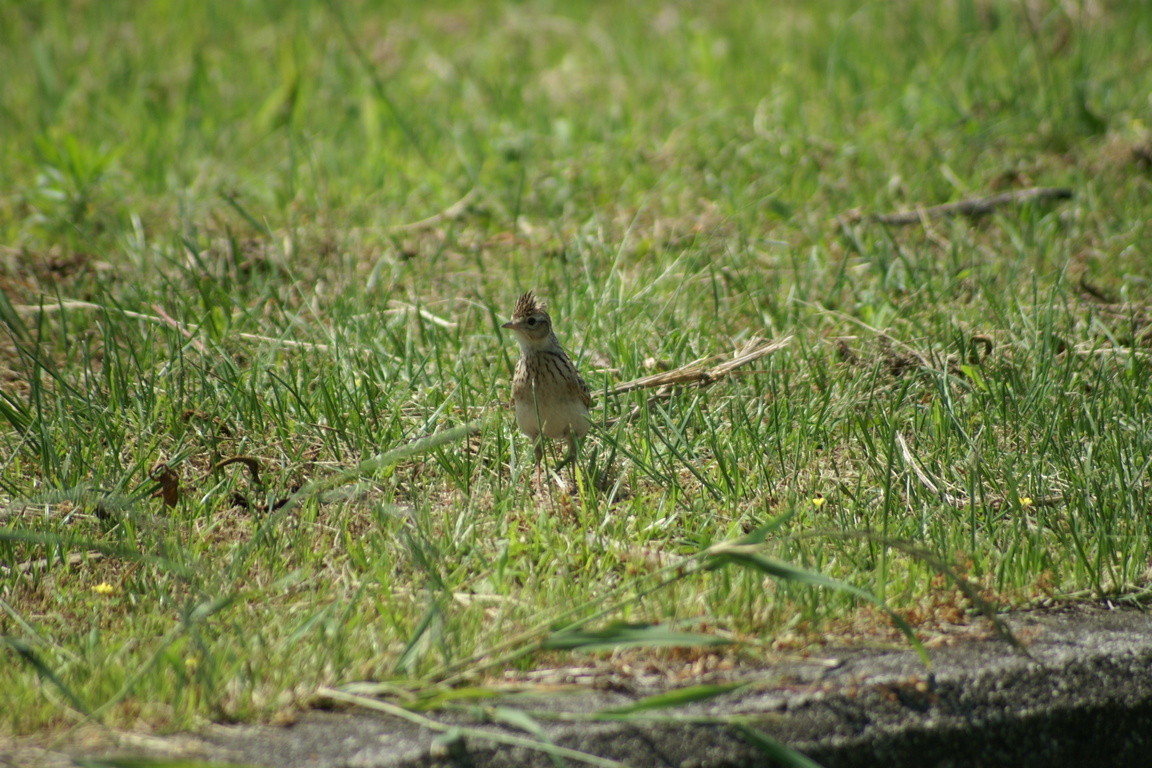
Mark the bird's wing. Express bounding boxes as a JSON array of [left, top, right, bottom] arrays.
[[576, 373, 593, 408]]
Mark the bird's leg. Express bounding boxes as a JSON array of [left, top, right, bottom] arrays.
[[555, 432, 578, 471], [534, 439, 544, 485]]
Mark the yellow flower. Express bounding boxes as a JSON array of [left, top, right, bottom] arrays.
[[811, 494, 826, 509], [185, 655, 199, 673], [91, 582, 115, 596], [1019, 497, 1033, 508]]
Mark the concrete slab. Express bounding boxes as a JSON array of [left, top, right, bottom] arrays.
[[24, 602, 1152, 768]]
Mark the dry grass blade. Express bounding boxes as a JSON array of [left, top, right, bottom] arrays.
[[316, 687, 631, 768], [609, 336, 791, 397], [895, 432, 965, 508], [150, 304, 209, 354], [842, 186, 1073, 225], [388, 188, 477, 232], [12, 299, 383, 356], [3, 550, 104, 576], [896, 432, 1065, 511], [385, 300, 457, 328]]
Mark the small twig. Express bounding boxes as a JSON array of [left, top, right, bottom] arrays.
[[609, 336, 791, 397], [207, 455, 264, 487], [385, 300, 458, 328], [970, 334, 994, 362], [14, 300, 159, 323], [235, 332, 334, 354], [389, 188, 477, 233], [150, 305, 209, 355], [843, 186, 1073, 226], [797, 301, 935, 370]]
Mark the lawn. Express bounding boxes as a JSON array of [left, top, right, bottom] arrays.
[[2, 0, 1151, 746]]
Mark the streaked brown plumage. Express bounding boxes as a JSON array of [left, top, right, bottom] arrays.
[[501, 291, 592, 469]]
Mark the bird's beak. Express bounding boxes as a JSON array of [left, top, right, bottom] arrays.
[[501, 320, 518, 330]]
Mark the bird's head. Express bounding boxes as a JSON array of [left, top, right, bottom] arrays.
[[502, 291, 554, 345]]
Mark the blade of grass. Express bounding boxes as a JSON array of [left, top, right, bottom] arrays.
[[1, 635, 89, 716], [595, 682, 745, 716], [318, 687, 631, 768], [542, 622, 733, 652], [731, 722, 826, 768]]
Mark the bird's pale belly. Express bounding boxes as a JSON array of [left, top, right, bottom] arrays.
[[514, 397, 591, 440]]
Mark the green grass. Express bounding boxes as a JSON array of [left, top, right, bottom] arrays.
[[2, 0, 1152, 741]]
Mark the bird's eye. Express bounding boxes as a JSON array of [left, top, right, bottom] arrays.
[[526, 317, 538, 326]]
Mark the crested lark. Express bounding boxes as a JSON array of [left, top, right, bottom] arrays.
[[502, 291, 592, 470]]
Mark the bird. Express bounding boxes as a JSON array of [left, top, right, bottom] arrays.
[[501, 291, 592, 472]]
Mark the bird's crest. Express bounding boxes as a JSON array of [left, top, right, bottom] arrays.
[[512, 291, 546, 319]]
